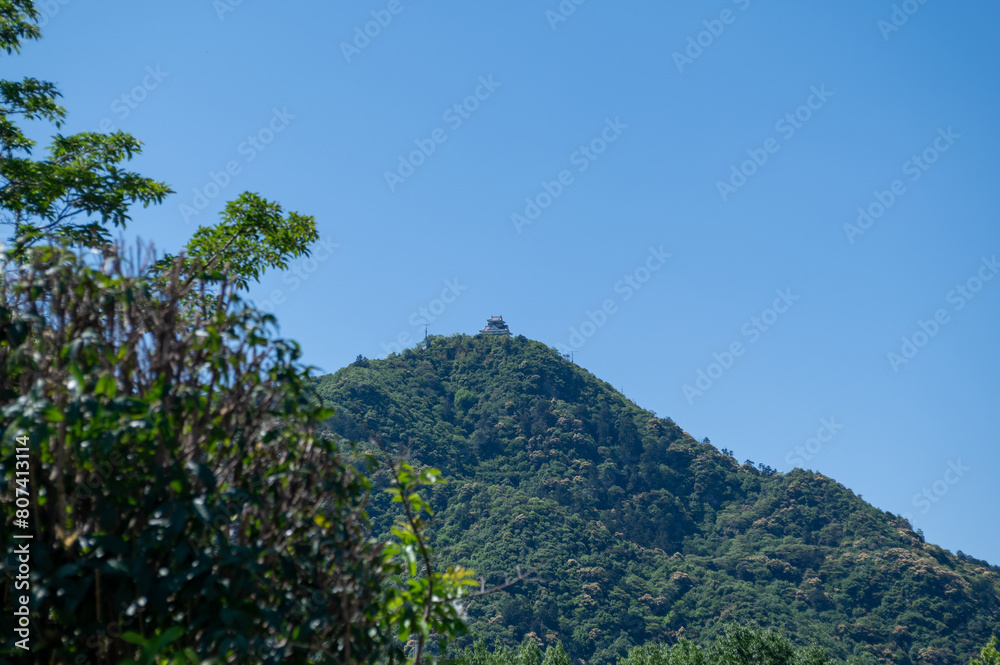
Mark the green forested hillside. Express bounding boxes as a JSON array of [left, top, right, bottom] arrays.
[[314, 334, 999, 665]]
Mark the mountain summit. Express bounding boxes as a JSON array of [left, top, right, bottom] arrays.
[[314, 334, 999, 665]]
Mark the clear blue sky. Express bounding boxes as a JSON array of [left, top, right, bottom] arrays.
[[9, 1, 999, 563]]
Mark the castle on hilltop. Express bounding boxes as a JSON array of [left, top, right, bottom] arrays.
[[479, 315, 511, 336]]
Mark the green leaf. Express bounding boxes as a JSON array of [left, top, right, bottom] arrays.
[[159, 626, 185, 646], [42, 405, 64, 422], [95, 373, 117, 397]]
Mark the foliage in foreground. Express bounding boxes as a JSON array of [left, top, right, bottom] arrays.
[[0, 2, 479, 662], [0, 244, 376, 663], [971, 638, 999, 665], [0, 242, 481, 664]]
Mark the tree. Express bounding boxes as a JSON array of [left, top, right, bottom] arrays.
[[0, 1, 41, 52], [473, 410, 500, 458], [0, 238, 485, 665], [0, 3, 480, 663], [172, 191, 319, 290], [972, 638, 1000, 665], [0, 2, 171, 250], [618, 413, 643, 464], [708, 624, 798, 665], [1, 242, 391, 663], [1, 4, 315, 289], [541, 643, 570, 665]]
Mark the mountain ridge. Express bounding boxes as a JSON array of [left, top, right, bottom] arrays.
[[314, 334, 999, 665]]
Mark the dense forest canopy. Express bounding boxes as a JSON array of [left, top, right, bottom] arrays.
[[316, 334, 1000, 665]]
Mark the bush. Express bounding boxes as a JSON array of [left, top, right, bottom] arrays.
[[0, 243, 390, 663]]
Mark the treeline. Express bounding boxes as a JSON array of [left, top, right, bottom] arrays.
[[452, 628, 1000, 665]]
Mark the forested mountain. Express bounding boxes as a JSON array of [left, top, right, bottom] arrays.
[[313, 334, 999, 665]]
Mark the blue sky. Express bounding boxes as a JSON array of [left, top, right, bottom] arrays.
[[8, 1, 999, 563]]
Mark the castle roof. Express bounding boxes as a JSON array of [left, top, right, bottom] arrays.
[[480, 315, 511, 336]]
